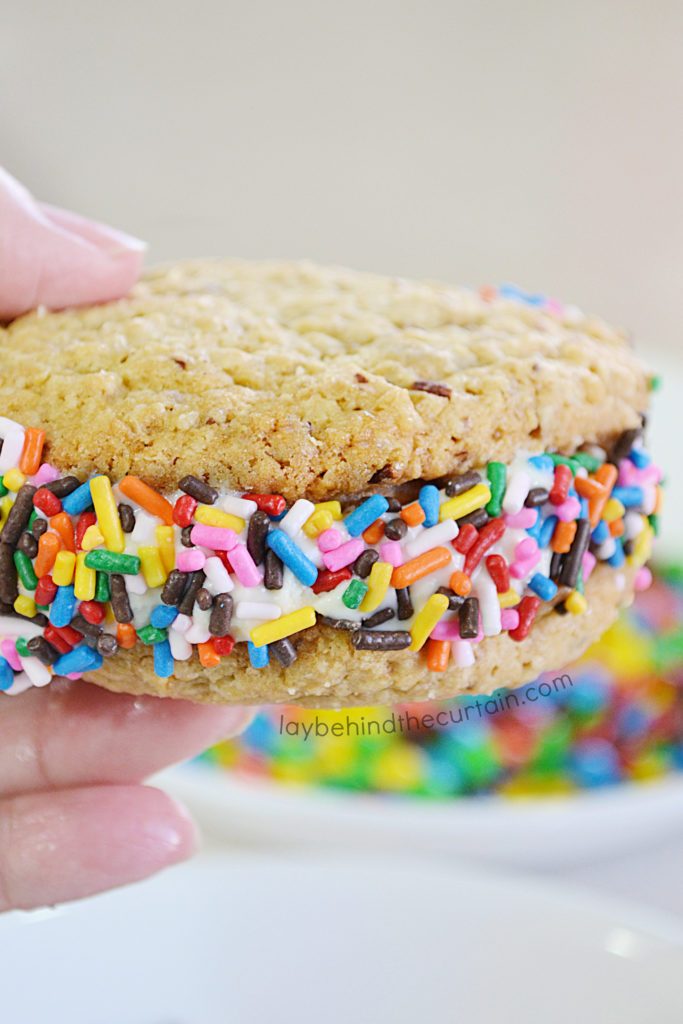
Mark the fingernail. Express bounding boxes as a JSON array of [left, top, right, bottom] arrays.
[[213, 706, 257, 742], [142, 792, 199, 863]]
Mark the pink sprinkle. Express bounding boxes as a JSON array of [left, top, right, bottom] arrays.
[[1, 639, 21, 671], [618, 460, 637, 486], [505, 508, 537, 529], [452, 640, 475, 667], [555, 496, 581, 522], [634, 566, 653, 592], [322, 538, 364, 572], [510, 554, 540, 579], [190, 523, 238, 551], [640, 464, 662, 484], [380, 541, 404, 567], [66, 672, 83, 680], [545, 297, 564, 316], [582, 550, 596, 580], [515, 537, 538, 561], [318, 528, 343, 553], [430, 619, 462, 641], [500, 608, 520, 631], [177, 549, 206, 572], [32, 463, 61, 486], [229, 543, 263, 587]]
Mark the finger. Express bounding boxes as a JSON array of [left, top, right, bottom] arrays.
[[0, 677, 254, 799], [0, 784, 197, 912], [0, 166, 145, 320]]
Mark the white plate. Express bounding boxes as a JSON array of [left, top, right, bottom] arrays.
[[158, 764, 683, 868], [2, 850, 683, 1024]]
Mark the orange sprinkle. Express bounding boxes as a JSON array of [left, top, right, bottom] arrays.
[[588, 463, 618, 527], [362, 519, 385, 545], [427, 638, 450, 672], [34, 531, 61, 577], [449, 569, 472, 596], [50, 512, 75, 552], [391, 547, 451, 588], [654, 485, 663, 514], [198, 639, 221, 668], [118, 476, 174, 526], [116, 623, 137, 649], [551, 520, 577, 554], [400, 502, 426, 527], [19, 427, 45, 476], [573, 476, 606, 500], [609, 517, 625, 538]]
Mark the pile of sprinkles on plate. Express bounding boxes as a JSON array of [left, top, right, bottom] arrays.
[[199, 562, 683, 796], [0, 410, 662, 696]]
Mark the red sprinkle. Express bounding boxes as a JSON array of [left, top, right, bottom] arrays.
[[213, 636, 235, 656], [485, 553, 510, 593], [33, 487, 62, 517], [464, 517, 505, 575], [44, 625, 75, 654], [215, 550, 234, 573], [549, 464, 572, 506], [312, 568, 352, 594], [76, 511, 97, 550], [35, 575, 58, 606], [242, 493, 287, 517], [79, 600, 105, 625], [508, 595, 541, 641], [453, 523, 478, 554], [173, 494, 198, 528], [50, 623, 84, 647]]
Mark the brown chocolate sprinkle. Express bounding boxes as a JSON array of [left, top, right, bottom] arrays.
[[351, 629, 412, 650], [436, 586, 464, 611], [180, 526, 194, 548], [445, 470, 481, 497], [353, 549, 379, 578], [118, 503, 136, 533], [270, 637, 298, 667], [459, 596, 479, 638], [396, 586, 414, 620], [319, 615, 360, 631], [97, 633, 119, 657], [1, 485, 36, 545], [411, 380, 452, 399], [384, 517, 407, 541], [456, 508, 489, 530], [161, 568, 188, 606], [44, 476, 80, 498], [195, 588, 213, 611], [109, 574, 134, 623], [0, 542, 18, 604], [361, 607, 395, 629], [31, 517, 48, 539], [264, 549, 284, 590], [17, 531, 38, 559], [178, 570, 207, 616], [209, 594, 233, 637], [524, 487, 550, 507], [247, 510, 270, 566], [27, 635, 59, 666], [179, 475, 218, 505]]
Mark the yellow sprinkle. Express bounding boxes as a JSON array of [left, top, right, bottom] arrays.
[[3, 468, 26, 492], [250, 606, 316, 648], [52, 550, 76, 587], [138, 546, 168, 589], [565, 590, 587, 615], [156, 526, 176, 574], [409, 593, 449, 651], [195, 505, 244, 532], [90, 475, 125, 554], [359, 561, 393, 613], [313, 500, 343, 521], [0, 495, 12, 527], [302, 509, 334, 538], [14, 594, 36, 618], [81, 524, 105, 551], [602, 498, 626, 523], [627, 523, 654, 568], [498, 588, 521, 607], [104, 603, 116, 623], [74, 551, 96, 601], [438, 483, 491, 522]]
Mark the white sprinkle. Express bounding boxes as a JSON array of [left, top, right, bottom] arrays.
[[130, 510, 159, 545], [171, 613, 193, 634], [219, 495, 258, 519], [0, 616, 43, 639], [235, 601, 282, 621], [452, 640, 475, 667], [185, 622, 211, 644], [0, 418, 25, 474], [4, 670, 33, 696], [280, 498, 315, 538], [204, 556, 234, 593], [624, 511, 644, 540], [126, 573, 148, 595], [478, 575, 502, 637], [502, 470, 531, 515], [169, 628, 193, 660], [404, 519, 458, 558], [595, 538, 616, 560], [19, 655, 51, 687]]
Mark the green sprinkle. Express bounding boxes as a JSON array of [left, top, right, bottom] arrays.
[[95, 570, 111, 603], [342, 579, 368, 609], [84, 549, 141, 575], [572, 452, 602, 473], [649, 513, 660, 536], [13, 550, 38, 590], [35, 605, 49, 613], [15, 637, 30, 657], [138, 624, 168, 645], [549, 454, 580, 473], [28, 509, 38, 527], [0, 479, 6, 497], [649, 374, 662, 391], [576, 567, 585, 595], [485, 462, 506, 516]]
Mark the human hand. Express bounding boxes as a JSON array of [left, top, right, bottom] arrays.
[[0, 166, 253, 912]]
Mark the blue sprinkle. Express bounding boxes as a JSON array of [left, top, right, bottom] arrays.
[[266, 529, 318, 586], [499, 283, 545, 307], [269, 509, 287, 522], [566, 675, 609, 717], [150, 604, 179, 629], [528, 455, 554, 474], [579, 497, 590, 519], [418, 485, 440, 528], [607, 541, 625, 567], [538, 514, 558, 548], [0, 656, 13, 691], [344, 495, 389, 537], [567, 486, 578, 500], [525, 509, 542, 541], [53, 643, 103, 675], [49, 585, 77, 628], [629, 448, 650, 469], [528, 573, 558, 601], [611, 485, 644, 508], [591, 520, 609, 544], [153, 639, 174, 678], [61, 480, 95, 515], [568, 739, 622, 787], [248, 640, 269, 668]]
